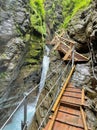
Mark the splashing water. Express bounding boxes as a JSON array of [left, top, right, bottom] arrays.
[[2, 45, 50, 130]]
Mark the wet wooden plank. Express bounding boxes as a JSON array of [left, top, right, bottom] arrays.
[[53, 121, 69, 130], [61, 96, 81, 105], [55, 117, 84, 128], [63, 91, 81, 99], [65, 87, 81, 93], [59, 105, 80, 116]]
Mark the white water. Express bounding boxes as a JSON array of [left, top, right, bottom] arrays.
[[2, 45, 50, 130], [3, 102, 36, 130], [39, 46, 50, 92]]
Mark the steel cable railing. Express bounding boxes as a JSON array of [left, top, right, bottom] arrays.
[[37, 60, 72, 130], [0, 60, 64, 130], [1, 40, 74, 130]]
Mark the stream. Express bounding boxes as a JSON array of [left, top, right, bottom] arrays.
[[2, 45, 50, 130]]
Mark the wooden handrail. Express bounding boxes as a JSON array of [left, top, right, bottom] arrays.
[[48, 106, 59, 130], [52, 65, 75, 112], [80, 106, 88, 130]]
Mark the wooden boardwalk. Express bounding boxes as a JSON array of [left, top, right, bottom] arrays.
[[48, 31, 89, 63], [43, 65, 89, 130], [43, 83, 88, 130], [43, 32, 90, 130]]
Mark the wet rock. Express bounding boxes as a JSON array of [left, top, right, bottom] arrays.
[[86, 109, 97, 129], [72, 64, 90, 87], [0, 0, 43, 127], [0, 38, 26, 98]]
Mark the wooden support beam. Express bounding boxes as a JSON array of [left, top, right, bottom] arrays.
[[48, 106, 59, 130], [58, 36, 76, 45], [80, 106, 88, 130], [76, 51, 89, 61], [52, 65, 75, 112], [63, 48, 72, 61], [53, 42, 60, 50]]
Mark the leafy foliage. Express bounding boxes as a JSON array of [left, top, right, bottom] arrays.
[[29, 0, 46, 35], [62, 0, 91, 28]]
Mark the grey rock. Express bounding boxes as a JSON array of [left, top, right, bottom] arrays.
[[72, 64, 90, 87]]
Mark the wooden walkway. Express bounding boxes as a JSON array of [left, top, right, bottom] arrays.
[[43, 83, 88, 130], [48, 31, 89, 63], [43, 32, 90, 130], [43, 65, 90, 130]]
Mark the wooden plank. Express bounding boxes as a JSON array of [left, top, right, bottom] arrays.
[[48, 106, 59, 130], [80, 106, 88, 130], [63, 48, 72, 60], [82, 89, 85, 106], [75, 51, 89, 61], [55, 118, 84, 129], [52, 65, 75, 112]]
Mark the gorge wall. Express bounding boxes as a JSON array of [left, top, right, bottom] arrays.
[[0, 0, 45, 127]]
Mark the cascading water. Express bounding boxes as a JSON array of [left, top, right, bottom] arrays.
[[2, 45, 50, 130], [39, 46, 50, 92]]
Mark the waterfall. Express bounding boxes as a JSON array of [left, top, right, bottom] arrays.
[[2, 45, 50, 130], [39, 46, 50, 92]]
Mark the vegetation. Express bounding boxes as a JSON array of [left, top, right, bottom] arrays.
[[29, 0, 46, 36], [46, 0, 91, 31], [62, 0, 91, 28]]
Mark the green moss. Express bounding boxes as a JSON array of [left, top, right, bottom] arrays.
[[0, 72, 7, 79], [25, 40, 43, 65], [29, 0, 46, 35], [45, 0, 91, 31], [24, 34, 31, 42], [25, 58, 39, 64], [61, 0, 91, 28]]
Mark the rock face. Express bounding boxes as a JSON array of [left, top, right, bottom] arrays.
[[67, 1, 97, 129], [45, 0, 64, 41], [0, 0, 42, 127], [67, 0, 97, 53], [0, 38, 25, 98], [72, 63, 91, 87]]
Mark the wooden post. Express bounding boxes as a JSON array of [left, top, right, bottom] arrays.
[[53, 42, 60, 50], [52, 65, 75, 112], [63, 48, 72, 61]]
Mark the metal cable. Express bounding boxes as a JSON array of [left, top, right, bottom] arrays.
[[37, 61, 71, 130], [36, 60, 70, 112], [0, 60, 65, 129], [0, 96, 26, 130], [1, 45, 72, 129], [88, 42, 97, 80], [26, 60, 64, 96]]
